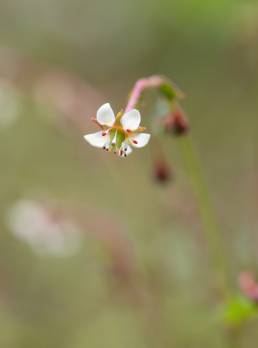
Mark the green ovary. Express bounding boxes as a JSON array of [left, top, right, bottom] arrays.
[[116, 130, 125, 149]]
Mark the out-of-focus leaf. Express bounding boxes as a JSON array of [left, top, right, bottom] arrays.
[[223, 295, 258, 326]]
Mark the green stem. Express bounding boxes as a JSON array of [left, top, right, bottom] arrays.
[[179, 135, 230, 297]]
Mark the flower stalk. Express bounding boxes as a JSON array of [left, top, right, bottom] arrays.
[[178, 135, 230, 296], [124, 75, 184, 113], [124, 75, 230, 295]]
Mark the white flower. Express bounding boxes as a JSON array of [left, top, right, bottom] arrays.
[[6, 199, 82, 257], [84, 103, 151, 157]]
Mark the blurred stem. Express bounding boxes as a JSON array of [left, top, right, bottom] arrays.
[[124, 75, 183, 113], [125, 76, 165, 112], [179, 135, 230, 297]]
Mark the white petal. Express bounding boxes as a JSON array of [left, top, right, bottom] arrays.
[[96, 103, 115, 127], [125, 144, 133, 156], [130, 133, 151, 148], [84, 131, 109, 148], [119, 143, 133, 158], [121, 109, 141, 131]]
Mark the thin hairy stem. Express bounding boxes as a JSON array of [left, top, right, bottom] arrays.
[[124, 76, 165, 112], [179, 135, 231, 296]]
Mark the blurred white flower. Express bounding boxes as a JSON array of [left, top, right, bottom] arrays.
[[6, 199, 82, 257], [0, 80, 21, 130], [84, 103, 151, 157]]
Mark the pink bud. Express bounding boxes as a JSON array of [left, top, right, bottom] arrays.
[[238, 272, 258, 302]]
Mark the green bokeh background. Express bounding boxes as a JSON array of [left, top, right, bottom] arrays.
[[1, 0, 258, 347]]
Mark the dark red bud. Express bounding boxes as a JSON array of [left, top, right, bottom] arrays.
[[164, 107, 189, 136], [154, 160, 172, 184]]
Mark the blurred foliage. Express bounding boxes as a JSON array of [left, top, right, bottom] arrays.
[[223, 296, 258, 327], [0, 0, 258, 347]]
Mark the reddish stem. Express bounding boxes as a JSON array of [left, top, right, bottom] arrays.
[[124, 75, 164, 113]]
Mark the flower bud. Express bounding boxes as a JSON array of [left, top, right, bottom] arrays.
[[164, 106, 189, 136], [238, 272, 258, 302], [153, 159, 171, 183]]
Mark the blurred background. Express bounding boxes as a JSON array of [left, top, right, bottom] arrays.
[[0, 0, 258, 347]]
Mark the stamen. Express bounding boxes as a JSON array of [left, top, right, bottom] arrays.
[[132, 140, 138, 144], [102, 131, 107, 136]]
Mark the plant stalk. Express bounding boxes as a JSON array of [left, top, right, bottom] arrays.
[[179, 135, 230, 297]]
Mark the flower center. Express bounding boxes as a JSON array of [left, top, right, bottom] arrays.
[[94, 111, 146, 156], [109, 128, 125, 150]]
